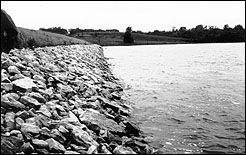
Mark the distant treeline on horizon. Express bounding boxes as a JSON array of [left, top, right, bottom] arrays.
[[39, 24, 245, 43]]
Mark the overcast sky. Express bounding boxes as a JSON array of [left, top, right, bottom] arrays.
[[1, 1, 245, 32]]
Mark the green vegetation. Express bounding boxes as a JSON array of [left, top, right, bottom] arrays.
[[68, 31, 190, 46], [39, 27, 68, 35], [16, 27, 89, 49], [123, 27, 134, 44], [148, 24, 245, 43], [36, 24, 245, 47]]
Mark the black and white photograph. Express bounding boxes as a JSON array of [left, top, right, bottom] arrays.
[[1, 1, 245, 154]]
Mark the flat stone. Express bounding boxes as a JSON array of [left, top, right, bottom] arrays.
[[46, 138, 66, 153], [20, 96, 41, 109], [21, 142, 34, 154], [15, 117, 25, 130], [9, 73, 25, 81], [21, 123, 41, 140], [70, 125, 99, 147], [113, 145, 137, 154], [64, 150, 80, 154], [79, 109, 125, 134], [50, 129, 66, 144], [31, 139, 49, 148], [27, 92, 46, 103], [40, 127, 51, 138], [70, 144, 87, 154], [100, 145, 112, 154], [57, 83, 76, 98], [5, 93, 20, 100], [25, 117, 36, 125], [37, 104, 52, 117], [57, 125, 69, 136], [12, 77, 38, 93], [15, 111, 30, 120], [87, 145, 98, 154], [60, 111, 80, 125], [1, 83, 13, 91], [5, 112, 15, 131], [10, 130, 22, 136], [33, 75, 46, 83], [1, 94, 26, 109], [35, 148, 50, 154], [35, 114, 51, 128], [1, 59, 16, 70], [8, 66, 21, 75], [123, 120, 140, 136], [1, 135, 24, 154]]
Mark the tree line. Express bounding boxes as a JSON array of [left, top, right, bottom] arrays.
[[147, 24, 245, 43], [39, 24, 245, 43], [39, 27, 119, 35]]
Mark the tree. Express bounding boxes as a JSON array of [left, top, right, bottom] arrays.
[[39, 27, 68, 35], [123, 27, 134, 43]]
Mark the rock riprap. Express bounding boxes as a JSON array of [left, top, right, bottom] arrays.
[[1, 44, 158, 154]]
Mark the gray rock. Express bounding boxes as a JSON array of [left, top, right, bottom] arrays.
[[10, 130, 22, 136], [27, 92, 46, 103], [50, 129, 66, 144], [21, 123, 41, 140], [21, 142, 34, 154], [5, 93, 20, 100], [57, 125, 69, 136], [15, 117, 25, 130], [45, 138, 66, 153], [123, 120, 140, 136], [20, 96, 41, 109], [5, 112, 15, 131], [87, 145, 98, 154], [35, 114, 52, 128], [64, 150, 80, 154], [1, 135, 24, 154], [9, 73, 25, 81], [40, 127, 51, 138], [57, 83, 76, 99], [113, 145, 137, 154], [8, 66, 20, 75], [15, 111, 30, 120], [101, 145, 112, 154], [35, 148, 50, 154], [70, 125, 99, 147], [79, 109, 125, 134], [60, 111, 80, 124], [25, 117, 36, 125], [33, 75, 46, 83], [1, 94, 26, 109], [70, 144, 87, 154], [31, 139, 49, 148], [37, 104, 52, 117], [1, 69, 11, 83], [1, 59, 16, 70], [1, 83, 13, 91], [12, 77, 38, 92], [21, 71, 31, 77]]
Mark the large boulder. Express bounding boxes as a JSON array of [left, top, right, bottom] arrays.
[[79, 109, 125, 134], [1, 9, 19, 53]]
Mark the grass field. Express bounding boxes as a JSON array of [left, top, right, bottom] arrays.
[[16, 27, 90, 48], [69, 32, 191, 46]]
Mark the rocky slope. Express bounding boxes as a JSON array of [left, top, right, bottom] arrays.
[[1, 44, 157, 154]]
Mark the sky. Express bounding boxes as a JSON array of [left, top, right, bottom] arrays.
[[1, 1, 245, 32]]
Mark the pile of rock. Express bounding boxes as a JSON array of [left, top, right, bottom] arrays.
[[1, 44, 156, 154]]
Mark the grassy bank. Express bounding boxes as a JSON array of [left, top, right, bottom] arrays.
[[69, 32, 191, 46], [16, 27, 90, 48]]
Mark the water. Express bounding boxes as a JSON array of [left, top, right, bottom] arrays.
[[103, 43, 245, 154]]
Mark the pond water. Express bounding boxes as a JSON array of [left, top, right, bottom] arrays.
[[103, 43, 245, 154]]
